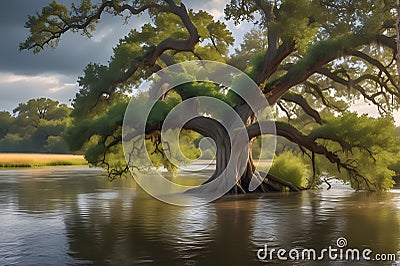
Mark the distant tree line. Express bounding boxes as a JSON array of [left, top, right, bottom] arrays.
[[0, 98, 72, 153]]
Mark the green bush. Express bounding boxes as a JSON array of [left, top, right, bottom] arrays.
[[269, 152, 309, 188]]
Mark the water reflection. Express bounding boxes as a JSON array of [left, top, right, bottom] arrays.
[[0, 168, 399, 265]]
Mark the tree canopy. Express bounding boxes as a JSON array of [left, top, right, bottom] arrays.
[[21, 0, 400, 191], [0, 98, 72, 153]]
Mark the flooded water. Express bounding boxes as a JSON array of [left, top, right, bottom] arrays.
[[0, 167, 400, 265]]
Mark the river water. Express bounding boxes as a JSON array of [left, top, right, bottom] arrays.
[[0, 167, 400, 265]]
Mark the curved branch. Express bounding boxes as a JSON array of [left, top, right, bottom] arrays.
[[253, 0, 295, 85], [20, 1, 162, 52], [123, 116, 229, 149], [105, 0, 200, 103], [277, 101, 292, 121], [264, 53, 338, 104], [350, 50, 397, 90], [21, 0, 199, 81], [261, 172, 301, 192], [30, 1, 200, 117], [375, 35, 397, 51], [147, 0, 199, 65], [256, 41, 296, 85], [317, 67, 395, 113], [281, 92, 322, 124], [184, 117, 229, 143], [263, 34, 383, 105], [303, 80, 346, 111]]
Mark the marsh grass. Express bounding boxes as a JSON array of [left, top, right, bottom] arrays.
[[0, 153, 87, 168]]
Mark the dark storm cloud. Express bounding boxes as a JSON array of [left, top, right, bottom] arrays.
[[0, 0, 142, 77], [0, 0, 146, 111], [0, 0, 234, 77]]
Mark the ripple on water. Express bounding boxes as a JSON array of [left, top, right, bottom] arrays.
[[0, 168, 400, 265]]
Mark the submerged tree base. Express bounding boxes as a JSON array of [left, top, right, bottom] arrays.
[[184, 170, 301, 197], [226, 171, 300, 195]]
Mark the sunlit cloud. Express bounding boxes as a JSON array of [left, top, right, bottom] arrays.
[[0, 72, 78, 111], [91, 27, 114, 43], [186, 0, 228, 19], [1, 73, 59, 85], [349, 99, 400, 126], [206, 0, 226, 19]]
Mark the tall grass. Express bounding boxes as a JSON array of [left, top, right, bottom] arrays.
[[0, 153, 88, 168]]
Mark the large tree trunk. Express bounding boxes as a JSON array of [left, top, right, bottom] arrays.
[[184, 113, 300, 195], [200, 132, 300, 194], [225, 102, 300, 194], [226, 141, 300, 194]]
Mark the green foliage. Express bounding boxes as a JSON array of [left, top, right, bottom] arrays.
[[272, 0, 319, 53], [179, 130, 201, 161], [315, 150, 396, 191], [175, 81, 231, 105], [71, 8, 233, 119], [65, 102, 127, 161], [311, 113, 399, 191], [0, 98, 72, 153], [269, 152, 309, 188], [0, 111, 13, 138], [13, 98, 71, 125], [224, 0, 258, 24], [311, 113, 398, 153], [147, 100, 175, 126], [0, 133, 24, 151], [229, 28, 268, 71], [45, 136, 69, 153], [20, 0, 97, 53], [389, 127, 400, 177], [21, 0, 400, 191]]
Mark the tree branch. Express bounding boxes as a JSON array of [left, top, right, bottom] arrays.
[[247, 121, 374, 190], [281, 92, 322, 124], [317, 67, 395, 113], [256, 41, 296, 85], [303, 80, 347, 111], [263, 34, 383, 105], [350, 50, 398, 90], [147, 0, 199, 65], [375, 34, 397, 51], [20, 1, 162, 52]]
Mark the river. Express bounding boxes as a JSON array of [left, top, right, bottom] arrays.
[[0, 167, 399, 265]]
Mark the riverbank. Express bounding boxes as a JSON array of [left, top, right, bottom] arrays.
[[0, 153, 88, 168]]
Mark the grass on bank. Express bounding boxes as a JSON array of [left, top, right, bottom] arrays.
[[0, 153, 88, 168]]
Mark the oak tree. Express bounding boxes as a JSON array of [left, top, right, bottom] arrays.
[[22, 0, 400, 192]]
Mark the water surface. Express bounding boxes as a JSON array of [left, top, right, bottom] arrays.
[[0, 167, 400, 265]]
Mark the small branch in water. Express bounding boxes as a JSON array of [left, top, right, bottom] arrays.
[[323, 177, 332, 190]]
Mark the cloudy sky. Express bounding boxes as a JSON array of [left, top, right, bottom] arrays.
[[0, 0, 398, 123], [0, 0, 128, 111], [0, 0, 246, 112]]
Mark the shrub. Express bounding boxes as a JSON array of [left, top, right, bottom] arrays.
[[269, 152, 309, 188]]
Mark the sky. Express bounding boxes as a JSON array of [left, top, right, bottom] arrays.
[[0, 0, 131, 111], [0, 0, 398, 123]]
